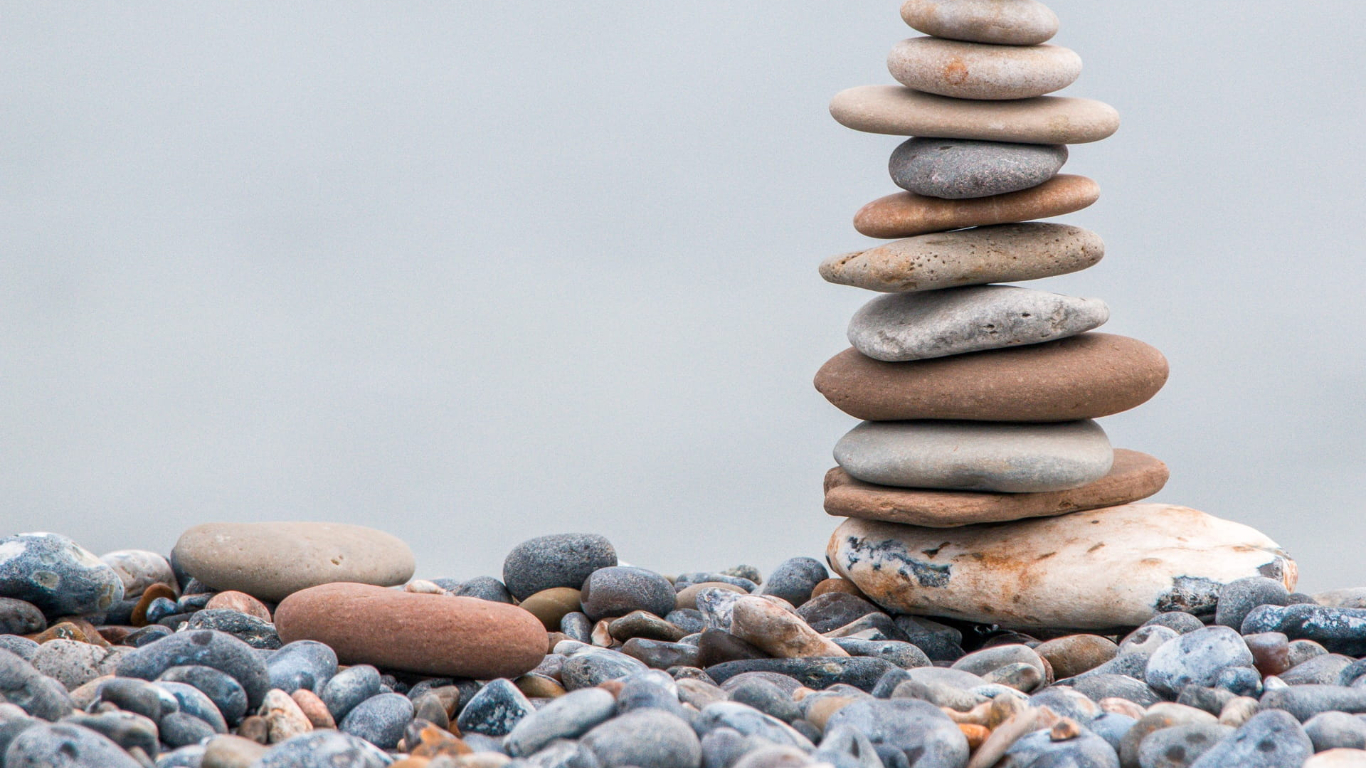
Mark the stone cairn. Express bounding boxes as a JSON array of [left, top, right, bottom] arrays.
[[817, 0, 1296, 631]]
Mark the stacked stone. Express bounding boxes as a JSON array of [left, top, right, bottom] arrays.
[[817, 0, 1296, 630]]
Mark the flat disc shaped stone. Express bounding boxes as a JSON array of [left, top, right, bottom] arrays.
[[888, 38, 1082, 100], [823, 449, 1170, 527], [814, 333, 1169, 422], [900, 0, 1060, 46], [831, 85, 1120, 144], [828, 504, 1298, 630], [847, 285, 1108, 362], [833, 420, 1114, 493], [854, 174, 1099, 239], [820, 223, 1104, 294], [890, 138, 1068, 200]]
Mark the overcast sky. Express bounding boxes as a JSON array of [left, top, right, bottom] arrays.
[[2, 2, 1363, 593]]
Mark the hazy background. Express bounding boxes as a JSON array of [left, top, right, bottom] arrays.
[[2, 2, 1363, 593]]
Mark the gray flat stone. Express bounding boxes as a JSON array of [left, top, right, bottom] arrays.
[[848, 285, 1108, 362], [891, 138, 1068, 199], [834, 420, 1113, 493]]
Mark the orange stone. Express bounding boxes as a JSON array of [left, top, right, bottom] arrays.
[[853, 175, 1099, 239], [823, 450, 1169, 527], [130, 583, 177, 628], [814, 334, 1168, 423], [275, 583, 547, 679]]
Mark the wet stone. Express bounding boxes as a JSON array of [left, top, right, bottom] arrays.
[[339, 690, 412, 748], [455, 678, 534, 736]]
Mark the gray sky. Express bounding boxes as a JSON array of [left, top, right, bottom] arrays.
[[2, 2, 1363, 594]]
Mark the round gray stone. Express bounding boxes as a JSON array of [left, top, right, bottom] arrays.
[[582, 708, 703, 768], [0, 533, 124, 618], [1145, 627, 1254, 698], [339, 691, 413, 749], [505, 687, 617, 757], [890, 138, 1068, 199], [580, 566, 675, 621], [833, 420, 1114, 493], [848, 285, 1108, 362], [253, 730, 392, 768], [502, 533, 617, 601], [5, 723, 143, 768]]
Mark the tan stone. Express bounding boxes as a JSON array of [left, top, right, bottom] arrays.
[[854, 175, 1099, 239], [888, 39, 1081, 100], [202, 734, 267, 768], [810, 579, 867, 601], [206, 591, 272, 622], [729, 597, 848, 659], [819, 223, 1103, 294], [824, 450, 1169, 528], [275, 583, 547, 679], [518, 588, 582, 631], [261, 688, 312, 743], [901, 0, 1060, 46], [829, 505, 1298, 630], [815, 334, 1168, 423], [290, 688, 335, 729], [173, 521, 415, 602], [1305, 749, 1366, 768], [831, 85, 1119, 144], [1035, 635, 1120, 680]]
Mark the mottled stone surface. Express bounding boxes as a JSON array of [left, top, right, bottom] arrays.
[[831, 85, 1120, 144], [816, 334, 1168, 423], [824, 449, 1168, 527], [890, 138, 1068, 199], [829, 505, 1297, 630], [848, 285, 1107, 362], [0, 533, 124, 618], [854, 175, 1100, 239], [888, 38, 1082, 100], [901, 0, 1060, 45]]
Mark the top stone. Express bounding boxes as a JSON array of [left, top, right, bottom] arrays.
[[901, 0, 1060, 46], [173, 522, 416, 603], [831, 85, 1119, 145]]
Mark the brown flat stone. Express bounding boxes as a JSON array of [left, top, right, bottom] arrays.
[[854, 175, 1099, 239], [814, 333, 1168, 422], [275, 582, 547, 679], [824, 449, 1169, 527]]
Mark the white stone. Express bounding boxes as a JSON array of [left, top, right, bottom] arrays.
[[100, 550, 177, 599]]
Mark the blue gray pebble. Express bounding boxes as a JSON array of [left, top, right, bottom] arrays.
[[580, 566, 675, 621], [253, 729, 393, 767], [266, 640, 338, 693], [340, 691, 414, 749], [1243, 605, 1366, 656], [561, 649, 649, 690], [581, 708, 703, 768], [0, 598, 46, 635], [1187, 710, 1311, 768], [502, 533, 617, 601], [183, 609, 281, 649], [116, 630, 271, 709], [158, 710, 216, 748], [450, 575, 514, 603], [505, 687, 617, 757], [1146, 627, 1254, 698], [155, 681, 228, 733], [0, 533, 125, 618], [454, 678, 534, 736], [156, 665, 249, 726], [889, 138, 1068, 200], [321, 663, 382, 721], [826, 698, 968, 768], [0, 648, 72, 721], [5, 722, 144, 768], [1137, 723, 1233, 768]]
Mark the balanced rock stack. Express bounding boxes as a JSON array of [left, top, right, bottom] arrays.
[[817, 0, 1296, 631]]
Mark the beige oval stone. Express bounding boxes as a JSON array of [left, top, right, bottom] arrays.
[[854, 175, 1099, 239], [730, 597, 848, 659], [901, 0, 1059, 46], [275, 583, 547, 679], [518, 588, 582, 631], [173, 522, 415, 602], [831, 85, 1119, 144], [823, 449, 1170, 528], [675, 581, 747, 611], [815, 334, 1169, 423], [290, 688, 335, 729], [820, 223, 1103, 294], [888, 39, 1081, 100], [828, 505, 1298, 630]]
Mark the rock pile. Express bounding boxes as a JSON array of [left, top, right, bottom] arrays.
[[817, 0, 1295, 630]]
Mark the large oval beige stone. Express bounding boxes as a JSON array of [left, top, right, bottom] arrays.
[[888, 39, 1082, 100], [853, 175, 1099, 239], [820, 223, 1104, 294], [831, 85, 1119, 145], [275, 582, 547, 678], [824, 449, 1170, 527], [173, 522, 415, 602], [828, 505, 1297, 630], [901, 0, 1059, 46]]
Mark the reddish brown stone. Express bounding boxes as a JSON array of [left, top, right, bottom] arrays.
[[814, 333, 1168, 423], [824, 449, 1169, 527], [853, 175, 1099, 239], [275, 583, 547, 679], [130, 583, 177, 628], [206, 591, 272, 622]]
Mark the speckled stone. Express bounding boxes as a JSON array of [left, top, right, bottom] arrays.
[[1187, 710, 1311, 768], [266, 640, 337, 694], [581, 708, 703, 768], [1242, 606, 1366, 656], [32, 640, 127, 690], [1146, 627, 1255, 697], [758, 558, 829, 608], [5, 723, 143, 768], [455, 678, 534, 737], [100, 550, 177, 600], [0, 598, 46, 635], [834, 419, 1113, 493], [817, 334, 1168, 423], [158, 664, 250, 726], [117, 629, 272, 709], [320, 664, 380, 722], [730, 597, 848, 659], [275, 582, 546, 679], [172, 521, 415, 602], [252, 729, 393, 768], [854, 175, 1099, 239], [0, 533, 124, 618], [502, 533, 617, 601], [157, 680, 229, 733], [184, 609, 280, 649], [849, 285, 1108, 362], [829, 505, 1297, 630], [580, 567, 676, 622], [0, 648, 73, 721], [824, 449, 1168, 528], [505, 687, 617, 757], [826, 698, 968, 768], [831, 85, 1120, 144], [900, 0, 1059, 45], [339, 691, 412, 749], [888, 38, 1082, 100], [820, 223, 1103, 294]]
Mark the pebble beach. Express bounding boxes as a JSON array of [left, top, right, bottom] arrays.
[[2, 1, 1356, 768]]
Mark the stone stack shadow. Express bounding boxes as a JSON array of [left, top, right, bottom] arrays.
[[817, 0, 1296, 631]]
